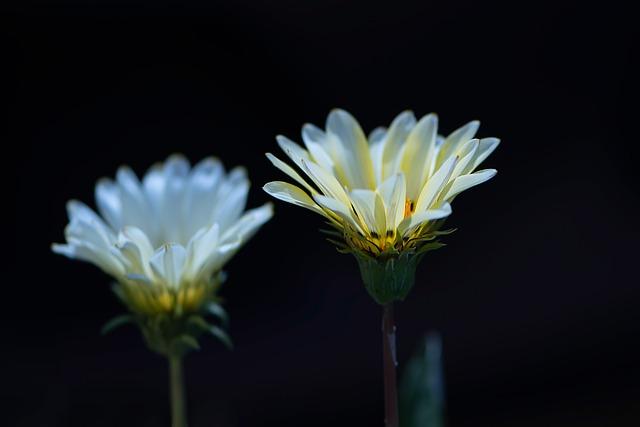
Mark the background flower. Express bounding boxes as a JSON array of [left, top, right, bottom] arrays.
[[53, 154, 272, 351]]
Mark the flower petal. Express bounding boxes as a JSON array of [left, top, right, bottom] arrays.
[[415, 156, 457, 212], [326, 109, 375, 189], [265, 152, 317, 194], [402, 113, 438, 200], [398, 203, 452, 236], [382, 110, 417, 178], [150, 243, 186, 289], [263, 181, 324, 215], [301, 159, 352, 206], [95, 178, 123, 231], [312, 194, 364, 234], [444, 169, 497, 200], [377, 173, 406, 231], [436, 120, 480, 168], [472, 137, 500, 170]]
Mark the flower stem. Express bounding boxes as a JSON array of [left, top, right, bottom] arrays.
[[382, 303, 399, 427], [169, 355, 188, 427]]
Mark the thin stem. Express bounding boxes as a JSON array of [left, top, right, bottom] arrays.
[[382, 303, 399, 427], [169, 355, 188, 427]]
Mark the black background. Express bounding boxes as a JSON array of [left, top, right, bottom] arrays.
[[8, 1, 639, 426]]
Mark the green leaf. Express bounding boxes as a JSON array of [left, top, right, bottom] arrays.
[[400, 333, 446, 427], [206, 303, 229, 327], [101, 314, 135, 335], [210, 325, 233, 350]]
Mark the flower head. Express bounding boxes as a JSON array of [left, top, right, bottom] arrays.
[[53, 154, 272, 353], [264, 109, 499, 303]]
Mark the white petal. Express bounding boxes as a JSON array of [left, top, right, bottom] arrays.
[[120, 226, 155, 261], [401, 113, 438, 200], [449, 139, 480, 181], [150, 243, 186, 289], [377, 174, 406, 231], [53, 240, 125, 277], [368, 126, 387, 145], [382, 110, 417, 178], [66, 200, 116, 242], [185, 224, 220, 278], [444, 169, 497, 200], [326, 109, 375, 189], [301, 159, 352, 206], [301, 125, 334, 171], [263, 181, 324, 215], [157, 158, 193, 244], [95, 178, 122, 231], [163, 154, 191, 178], [369, 135, 386, 186], [182, 157, 225, 236], [142, 163, 165, 215], [197, 203, 273, 275], [265, 152, 317, 194], [436, 120, 480, 167], [415, 156, 457, 212], [302, 123, 326, 145], [398, 203, 452, 236], [276, 135, 311, 171], [472, 137, 500, 170], [350, 189, 376, 234], [350, 189, 386, 236], [65, 216, 113, 250], [219, 203, 273, 245], [312, 194, 364, 234], [116, 166, 153, 235], [212, 169, 250, 230]]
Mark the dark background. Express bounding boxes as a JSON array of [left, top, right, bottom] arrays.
[[8, 1, 639, 426]]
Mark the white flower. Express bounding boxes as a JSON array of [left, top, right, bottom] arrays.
[[53, 154, 273, 315], [264, 109, 499, 256]]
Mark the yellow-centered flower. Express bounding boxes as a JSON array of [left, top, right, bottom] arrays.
[[53, 155, 273, 318], [264, 109, 499, 258]]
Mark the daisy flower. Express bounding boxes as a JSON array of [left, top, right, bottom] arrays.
[[264, 109, 498, 304], [53, 154, 272, 353]]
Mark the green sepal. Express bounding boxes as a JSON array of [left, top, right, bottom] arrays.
[[187, 314, 211, 331], [206, 302, 229, 328], [101, 314, 135, 335], [187, 314, 233, 350], [173, 334, 201, 354], [355, 251, 423, 305], [209, 325, 233, 350], [416, 241, 446, 255], [106, 273, 233, 357]]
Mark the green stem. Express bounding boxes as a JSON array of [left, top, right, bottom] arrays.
[[169, 355, 188, 427], [382, 303, 399, 427]]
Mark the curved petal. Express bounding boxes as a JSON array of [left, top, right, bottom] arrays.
[[326, 109, 375, 189], [263, 181, 324, 215]]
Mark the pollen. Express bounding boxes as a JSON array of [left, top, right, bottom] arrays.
[[404, 199, 415, 218]]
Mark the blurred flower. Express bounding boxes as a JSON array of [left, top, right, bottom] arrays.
[[53, 154, 272, 353], [264, 109, 498, 303]]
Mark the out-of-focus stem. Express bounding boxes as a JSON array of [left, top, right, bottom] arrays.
[[382, 303, 399, 427], [169, 355, 187, 427]]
